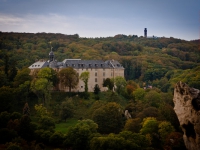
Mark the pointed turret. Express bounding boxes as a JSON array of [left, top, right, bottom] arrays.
[[49, 47, 54, 62]]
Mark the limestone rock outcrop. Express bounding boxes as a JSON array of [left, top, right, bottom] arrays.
[[173, 81, 200, 150], [124, 110, 132, 119]]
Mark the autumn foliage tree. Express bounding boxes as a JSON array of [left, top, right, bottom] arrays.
[[58, 67, 79, 92]]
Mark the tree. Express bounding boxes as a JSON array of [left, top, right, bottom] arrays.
[[80, 71, 90, 93], [90, 134, 127, 150], [49, 132, 64, 147], [23, 102, 30, 116], [93, 84, 100, 95], [158, 121, 175, 143], [124, 118, 141, 133], [8, 63, 17, 82], [34, 104, 51, 118], [140, 117, 161, 149], [144, 90, 161, 108], [112, 76, 127, 94], [31, 78, 52, 105], [59, 98, 74, 121], [103, 78, 114, 90], [133, 88, 146, 101], [0, 71, 9, 87], [37, 67, 58, 87], [140, 117, 159, 135], [164, 132, 186, 150], [18, 115, 35, 141], [0, 86, 14, 112], [126, 80, 138, 95], [13, 68, 31, 87], [64, 119, 98, 150], [92, 102, 123, 134], [59, 67, 79, 92]]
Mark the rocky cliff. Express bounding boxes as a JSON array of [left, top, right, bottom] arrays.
[[173, 81, 200, 150]]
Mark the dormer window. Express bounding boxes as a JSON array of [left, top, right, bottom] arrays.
[[89, 64, 92, 67], [95, 64, 98, 67]]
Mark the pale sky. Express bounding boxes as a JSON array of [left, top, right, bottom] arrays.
[[0, 0, 199, 41]]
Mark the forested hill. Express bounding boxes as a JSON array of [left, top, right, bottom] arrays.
[[0, 32, 199, 90]]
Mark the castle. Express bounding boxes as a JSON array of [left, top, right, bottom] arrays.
[[29, 48, 124, 92]]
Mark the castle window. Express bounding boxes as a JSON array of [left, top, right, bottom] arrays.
[[32, 65, 34, 67], [95, 64, 98, 67], [95, 78, 97, 82], [103, 72, 105, 76], [95, 72, 97, 76]]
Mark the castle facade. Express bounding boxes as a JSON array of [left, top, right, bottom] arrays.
[[29, 48, 124, 92]]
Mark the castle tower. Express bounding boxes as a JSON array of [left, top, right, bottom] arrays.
[[144, 28, 147, 38], [49, 47, 54, 62]]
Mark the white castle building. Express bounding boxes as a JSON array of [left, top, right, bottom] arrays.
[[29, 48, 124, 92]]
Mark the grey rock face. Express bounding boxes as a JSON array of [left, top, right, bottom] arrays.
[[173, 81, 200, 150]]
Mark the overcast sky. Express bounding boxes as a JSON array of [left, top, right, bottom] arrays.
[[0, 0, 199, 41]]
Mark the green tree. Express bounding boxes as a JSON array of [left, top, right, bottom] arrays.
[[133, 88, 146, 101], [34, 104, 51, 118], [94, 84, 100, 95], [0, 71, 9, 87], [13, 68, 31, 87], [144, 90, 161, 108], [49, 132, 64, 147], [31, 78, 52, 105], [140, 117, 159, 135], [80, 71, 90, 93], [103, 78, 114, 90], [8, 64, 17, 82], [0, 86, 14, 112], [64, 119, 98, 150], [90, 134, 127, 150], [112, 76, 127, 94], [59, 67, 79, 92], [59, 98, 74, 121], [37, 67, 58, 87], [158, 121, 175, 143], [92, 102, 123, 134], [140, 117, 161, 149]]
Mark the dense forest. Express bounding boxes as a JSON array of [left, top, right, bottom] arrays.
[[0, 32, 199, 150]]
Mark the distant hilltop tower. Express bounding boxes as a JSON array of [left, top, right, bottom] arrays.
[[144, 28, 147, 38]]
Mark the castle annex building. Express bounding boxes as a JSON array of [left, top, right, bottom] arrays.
[[29, 48, 124, 92]]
